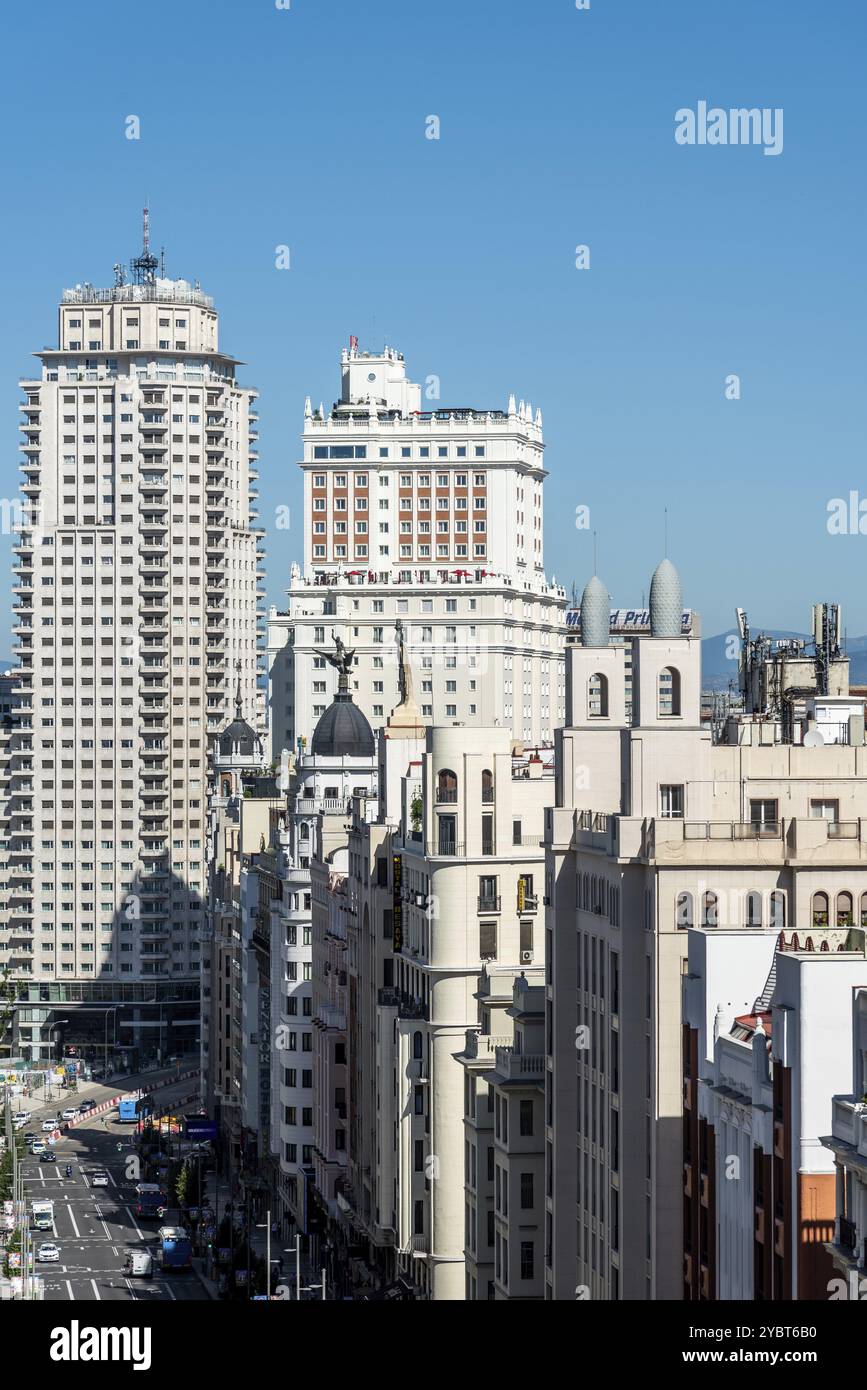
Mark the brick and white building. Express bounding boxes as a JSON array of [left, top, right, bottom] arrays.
[[266, 345, 566, 755]]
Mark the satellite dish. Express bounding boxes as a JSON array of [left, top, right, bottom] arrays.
[[803, 729, 825, 747]]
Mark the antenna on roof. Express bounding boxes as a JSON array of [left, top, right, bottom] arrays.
[[593, 531, 598, 575], [130, 203, 159, 286], [664, 507, 668, 559]]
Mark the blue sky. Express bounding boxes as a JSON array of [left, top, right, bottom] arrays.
[[1, 0, 865, 653]]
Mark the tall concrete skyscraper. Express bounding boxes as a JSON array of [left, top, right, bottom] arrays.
[[0, 216, 264, 1063]]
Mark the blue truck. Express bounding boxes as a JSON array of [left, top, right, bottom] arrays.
[[158, 1225, 192, 1272], [118, 1093, 142, 1123], [135, 1184, 166, 1220]]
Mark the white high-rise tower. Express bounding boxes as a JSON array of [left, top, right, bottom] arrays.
[[1, 215, 264, 1064]]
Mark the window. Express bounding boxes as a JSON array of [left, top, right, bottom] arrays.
[[436, 768, 457, 803], [746, 890, 762, 927], [837, 891, 854, 927], [675, 891, 693, 930], [701, 891, 718, 928], [520, 1172, 534, 1209], [657, 666, 681, 717], [749, 799, 778, 833], [810, 799, 839, 822], [588, 672, 608, 718], [812, 890, 829, 927], [482, 768, 494, 803], [520, 1241, 534, 1281], [770, 890, 786, 931], [659, 784, 684, 819], [437, 814, 456, 855], [479, 920, 497, 960], [519, 1099, 534, 1136]]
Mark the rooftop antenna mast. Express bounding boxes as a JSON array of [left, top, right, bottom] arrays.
[[130, 203, 159, 286]]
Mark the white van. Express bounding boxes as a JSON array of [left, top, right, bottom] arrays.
[[123, 1251, 153, 1278]]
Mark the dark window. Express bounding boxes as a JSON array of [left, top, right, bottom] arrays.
[[520, 1172, 534, 1209], [479, 920, 497, 960], [519, 1099, 534, 1136], [520, 1240, 534, 1281]]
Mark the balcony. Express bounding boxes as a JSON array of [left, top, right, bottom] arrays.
[[493, 1046, 545, 1081], [477, 895, 500, 914]]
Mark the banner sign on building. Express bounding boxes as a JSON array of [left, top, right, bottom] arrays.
[[566, 607, 693, 634], [392, 854, 403, 954]]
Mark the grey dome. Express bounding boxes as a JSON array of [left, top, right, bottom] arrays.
[[311, 692, 374, 758], [580, 575, 610, 648], [219, 716, 258, 758], [649, 558, 682, 637]]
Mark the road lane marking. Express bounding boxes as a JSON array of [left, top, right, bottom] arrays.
[[65, 1280, 74, 1301], [67, 1204, 80, 1238], [90, 1278, 101, 1301], [124, 1277, 137, 1301], [124, 1206, 144, 1241]]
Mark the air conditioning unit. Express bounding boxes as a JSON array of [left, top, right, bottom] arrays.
[[521, 949, 533, 963]]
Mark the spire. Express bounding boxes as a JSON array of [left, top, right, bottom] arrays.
[[234, 658, 243, 719]]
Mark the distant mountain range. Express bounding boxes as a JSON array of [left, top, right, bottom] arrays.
[[701, 631, 867, 692]]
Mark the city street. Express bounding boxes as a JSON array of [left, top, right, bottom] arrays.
[[18, 1070, 208, 1303]]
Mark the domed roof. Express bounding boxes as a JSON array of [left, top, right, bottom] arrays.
[[580, 575, 610, 648], [218, 716, 258, 758], [217, 664, 260, 758], [311, 692, 375, 758], [649, 558, 682, 637]]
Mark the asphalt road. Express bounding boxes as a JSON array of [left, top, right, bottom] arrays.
[[18, 1072, 209, 1303]]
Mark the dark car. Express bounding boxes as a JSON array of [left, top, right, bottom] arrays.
[[78, 1100, 96, 1114], [39, 1150, 57, 1164], [24, 1132, 37, 1147]]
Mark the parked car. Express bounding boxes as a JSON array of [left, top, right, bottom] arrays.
[[61, 1108, 77, 1121], [78, 1100, 96, 1114], [36, 1243, 60, 1263], [39, 1150, 57, 1164], [90, 1171, 109, 1188]]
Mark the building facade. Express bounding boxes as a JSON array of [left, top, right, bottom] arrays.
[[266, 346, 566, 753], [3, 223, 264, 1063], [545, 564, 867, 1301]]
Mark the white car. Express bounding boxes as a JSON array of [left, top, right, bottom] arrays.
[[13, 1111, 30, 1125], [61, 1108, 77, 1121], [90, 1172, 109, 1188], [31, 1140, 46, 1155], [36, 1243, 60, 1263], [41, 1120, 56, 1133]]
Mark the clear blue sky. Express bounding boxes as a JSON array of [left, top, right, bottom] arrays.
[[1, 0, 865, 654]]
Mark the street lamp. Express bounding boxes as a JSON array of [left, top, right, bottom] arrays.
[[47, 1020, 69, 1097], [104, 1007, 117, 1076]]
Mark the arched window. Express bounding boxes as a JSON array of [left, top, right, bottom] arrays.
[[860, 891, 867, 928], [300, 822, 309, 841], [676, 892, 693, 930], [746, 891, 762, 927], [658, 666, 682, 717], [702, 891, 718, 928], [481, 768, 494, 803], [770, 891, 786, 931], [836, 891, 853, 927], [437, 769, 458, 803], [588, 672, 609, 718], [812, 891, 829, 927], [412, 1030, 423, 1059]]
